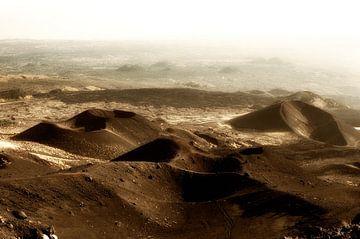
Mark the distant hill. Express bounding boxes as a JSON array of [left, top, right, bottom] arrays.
[[279, 91, 345, 109], [116, 64, 144, 72], [228, 100, 360, 146], [268, 88, 292, 96], [150, 61, 172, 71], [218, 66, 238, 74]]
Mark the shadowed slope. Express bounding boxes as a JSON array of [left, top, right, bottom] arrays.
[[229, 100, 360, 146], [229, 102, 291, 131], [114, 136, 244, 173], [0, 159, 327, 239], [85, 161, 327, 238], [114, 138, 180, 162]]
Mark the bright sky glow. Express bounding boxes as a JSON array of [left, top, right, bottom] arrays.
[[0, 0, 359, 71], [0, 0, 359, 41]]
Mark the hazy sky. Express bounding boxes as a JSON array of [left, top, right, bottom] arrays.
[[0, 0, 359, 71], [0, 0, 359, 41]]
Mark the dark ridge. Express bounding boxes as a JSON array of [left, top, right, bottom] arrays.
[[314, 164, 360, 175], [240, 147, 264, 155], [72, 111, 107, 131], [114, 138, 180, 162], [210, 156, 243, 172], [114, 110, 136, 118], [37, 88, 275, 108], [171, 153, 244, 173], [229, 190, 326, 220], [181, 173, 261, 202], [66, 109, 136, 131], [194, 132, 220, 145], [0, 88, 27, 99]]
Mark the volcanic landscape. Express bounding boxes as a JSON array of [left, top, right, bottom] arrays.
[[0, 86, 359, 239], [0, 41, 360, 239]]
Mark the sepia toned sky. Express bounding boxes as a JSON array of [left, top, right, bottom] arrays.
[[0, 0, 359, 71], [0, 0, 359, 41]]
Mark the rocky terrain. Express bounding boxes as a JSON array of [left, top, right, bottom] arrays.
[[0, 86, 359, 239], [1, 39, 360, 239]]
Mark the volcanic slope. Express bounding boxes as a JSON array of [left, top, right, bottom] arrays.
[[12, 109, 160, 159], [228, 100, 360, 146], [2, 107, 360, 238], [0, 152, 328, 239], [114, 135, 244, 173]]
